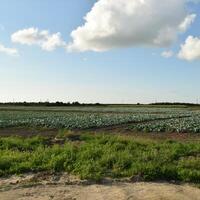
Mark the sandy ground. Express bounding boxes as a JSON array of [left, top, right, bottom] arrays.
[[0, 173, 200, 200]]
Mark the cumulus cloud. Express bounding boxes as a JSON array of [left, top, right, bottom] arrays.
[[67, 0, 196, 52], [178, 36, 200, 61], [0, 43, 18, 56], [11, 28, 65, 51], [161, 51, 174, 58]]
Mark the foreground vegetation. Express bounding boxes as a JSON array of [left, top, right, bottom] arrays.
[[0, 133, 199, 183]]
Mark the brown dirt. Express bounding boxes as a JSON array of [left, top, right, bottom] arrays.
[[0, 126, 200, 142], [91, 130, 200, 141], [0, 127, 58, 137], [0, 173, 200, 200]]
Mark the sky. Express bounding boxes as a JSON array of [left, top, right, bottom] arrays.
[[0, 0, 200, 104]]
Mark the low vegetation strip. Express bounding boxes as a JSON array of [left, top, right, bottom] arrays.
[[0, 134, 199, 183]]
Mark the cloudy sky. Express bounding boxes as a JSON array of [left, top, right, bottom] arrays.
[[0, 0, 200, 103]]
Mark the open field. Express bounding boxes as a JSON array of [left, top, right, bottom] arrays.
[[0, 105, 200, 133], [0, 105, 200, 199]]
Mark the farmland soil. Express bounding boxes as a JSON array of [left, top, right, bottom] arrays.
[[0, 173, 200, 200], [0, 127, 58, 137], [0, 126, 200, 142]]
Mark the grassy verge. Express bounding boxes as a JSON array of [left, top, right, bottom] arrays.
[[0, 133, 199, 183]]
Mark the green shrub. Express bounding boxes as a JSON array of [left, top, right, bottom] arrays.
[[0, 134, 199, 183]]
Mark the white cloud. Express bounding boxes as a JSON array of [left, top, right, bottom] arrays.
[[161, 51, 174, 58], [0, 43, 18, 56], [179, 14, 196, 32], [11, 28, 65, 51], [178, 36, 200, 61], [67, 0, 196, 52]]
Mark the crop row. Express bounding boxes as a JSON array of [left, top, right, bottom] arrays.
[[129, 115, 200, 133], [0, 111, 188, 129]]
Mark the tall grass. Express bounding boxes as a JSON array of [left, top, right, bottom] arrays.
[[0, 134, 199, 183]]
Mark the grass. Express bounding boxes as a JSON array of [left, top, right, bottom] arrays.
[[0, 133, 199, 183]]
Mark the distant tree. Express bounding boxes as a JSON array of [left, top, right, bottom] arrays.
[[72, 101, 80, 106]]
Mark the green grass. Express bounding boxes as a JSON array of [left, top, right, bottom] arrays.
[[0, 134, 199, 183]]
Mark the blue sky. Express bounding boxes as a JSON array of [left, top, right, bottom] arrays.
[[0, 0, 200, 103]]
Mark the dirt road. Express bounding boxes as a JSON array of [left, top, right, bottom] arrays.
[[0, 174, 199, 200]]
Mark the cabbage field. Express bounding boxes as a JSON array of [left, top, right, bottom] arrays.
[[0, 105, 200, 133], [129, 115, 200, 133]]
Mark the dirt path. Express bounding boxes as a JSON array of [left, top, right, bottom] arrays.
[[1, 182, 200, 200], [0, 174, 200, 200], [0, 126, 199, 142]]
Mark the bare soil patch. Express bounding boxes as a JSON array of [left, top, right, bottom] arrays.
[[0, 127, 58, 137], [0, 173, 199, 200], [0, 126, 200, 142]]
